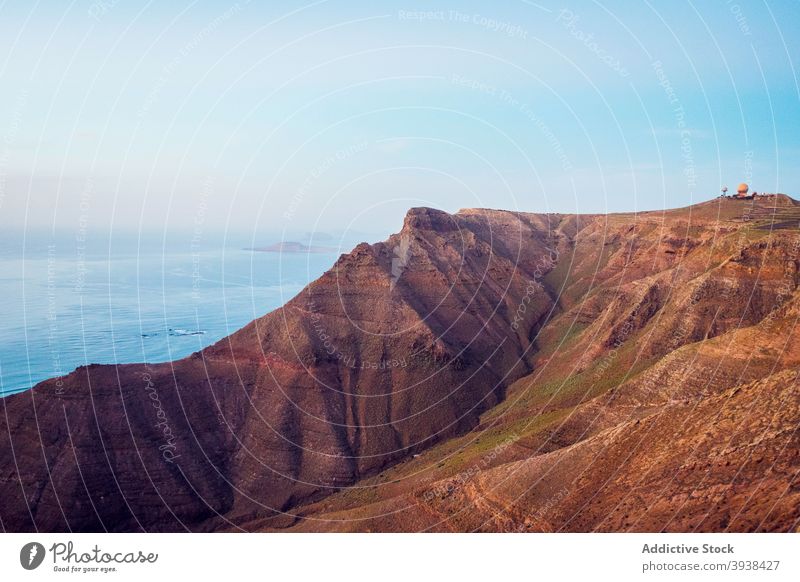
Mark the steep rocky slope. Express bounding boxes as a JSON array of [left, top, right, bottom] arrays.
[[2, 195, 799, 532]]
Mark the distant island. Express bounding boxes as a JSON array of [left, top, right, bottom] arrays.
[[246, 241, 335, 253]]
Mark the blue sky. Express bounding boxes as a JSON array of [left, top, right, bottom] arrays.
[[0, 0, 798, 240]]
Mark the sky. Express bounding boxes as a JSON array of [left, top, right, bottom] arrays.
[[0, 0, 798, 242]]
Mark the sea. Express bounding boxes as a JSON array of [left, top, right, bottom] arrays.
[[0, 229, 356, 397]]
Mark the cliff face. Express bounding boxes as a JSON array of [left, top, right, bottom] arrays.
[[2, 197, 800, 532], [0, 206, 558, 531]]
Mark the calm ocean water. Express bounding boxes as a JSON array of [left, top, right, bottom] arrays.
[[0, 230, 346, 397]]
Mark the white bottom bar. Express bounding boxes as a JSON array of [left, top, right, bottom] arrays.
[[1, 533, 798, 581]]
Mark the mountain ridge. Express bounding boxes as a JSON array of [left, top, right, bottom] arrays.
[[2, 194, 799, 532]]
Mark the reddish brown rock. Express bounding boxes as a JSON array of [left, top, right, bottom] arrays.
[[2, 196, 799, 532]]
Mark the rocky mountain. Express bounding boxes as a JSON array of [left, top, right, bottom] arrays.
[[2, 195, 799, 532]]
